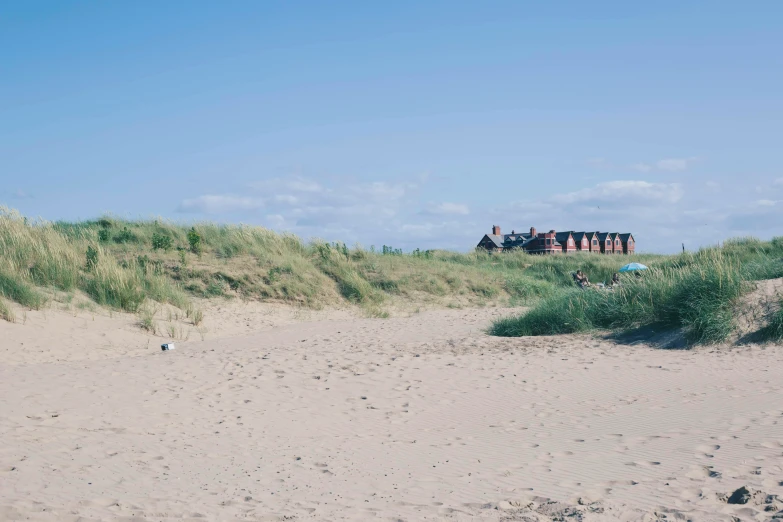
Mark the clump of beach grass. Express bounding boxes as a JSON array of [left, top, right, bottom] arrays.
[[138, 305, 158, 334], [490, 246, 783, 345], [757, 300, 783, 342], [0, 269, 46, 310], [0, 207, 191, 314], [0, 297, 15, 323]]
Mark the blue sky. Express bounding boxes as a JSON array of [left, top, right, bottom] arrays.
[[2, 2, 782, 253]]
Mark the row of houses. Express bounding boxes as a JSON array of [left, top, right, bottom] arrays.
[[477, 226, 636, 254]]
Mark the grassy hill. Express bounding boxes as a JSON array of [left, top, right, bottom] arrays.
[[490, 239, 783, 345], [2, 206, 782, 344]]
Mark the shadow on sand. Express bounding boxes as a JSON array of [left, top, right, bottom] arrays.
[[604, 324, 690, 350]]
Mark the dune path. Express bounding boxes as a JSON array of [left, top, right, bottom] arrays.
[[1, 307, 782, 521]]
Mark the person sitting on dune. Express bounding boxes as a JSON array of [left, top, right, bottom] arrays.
[[610, 272, 621, 286], [574, 270, 591, 289]]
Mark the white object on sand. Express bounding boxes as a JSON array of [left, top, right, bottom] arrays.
[[161, 343, 175, 351]]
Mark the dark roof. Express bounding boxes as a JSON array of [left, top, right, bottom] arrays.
[[503, 232, 532, 241], [502, 232, 532, 248], [481, 229, 634, 250], [573, 231, 599, 241], [519, 237, 538, 249], [481, 234, 504, 248]]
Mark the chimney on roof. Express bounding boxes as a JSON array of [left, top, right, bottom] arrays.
[[530, 226, 537, 237], [492, 225, 501, 236]]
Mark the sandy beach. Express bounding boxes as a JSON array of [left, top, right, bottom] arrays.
[[1, 305, 782, 521]]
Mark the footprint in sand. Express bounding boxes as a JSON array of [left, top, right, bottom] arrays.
[[695, 444, 721, 458], [551, 451, 574, 457], [685, 465, 722, 479], [625, 461, 661, 468]]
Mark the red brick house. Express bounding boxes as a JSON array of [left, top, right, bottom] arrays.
[[571, 232, 590, 252], [555, 231, 577, 253], [476, 226, 563, 254], [525, 229, 562, 254], [596, 232, 614, 254], [478, 226, 635, 254], [611, 233, 620, 254], [619, 233, 636, 254], [586, 232, 601, 253]]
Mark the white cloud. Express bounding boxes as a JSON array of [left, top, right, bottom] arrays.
[[655, 157, 697, 172], [623, 157, 699, 173], [249, 178, 325, 194], [400, 222, 442, 235], [175, 173, 783, 254], [274, 195, 299, 204], [590, 156, 699, 174], [177, 195, 264, 214], [349, 181, 412, 200], [287, 179, 323, 193], [552, 180, 683, 205], [264, 214, 289, 228], [774, 178, 783, 186], [293, 203, 397, 220], [631, 163, 653, 173], [426, 202, 470, 215]]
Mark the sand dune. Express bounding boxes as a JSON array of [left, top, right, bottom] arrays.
[[1, 306, 782, 520]]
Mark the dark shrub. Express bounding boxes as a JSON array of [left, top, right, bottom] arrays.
[[152, 233, 173, 251]]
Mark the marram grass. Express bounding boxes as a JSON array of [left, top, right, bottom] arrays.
[[3, 207, 783, 341], [0, 297, 15, 323], [2, 207, 594, 312], [491, 246, 783, 345], [758, 301, 783, 342]]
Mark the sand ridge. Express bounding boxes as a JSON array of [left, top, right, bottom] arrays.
[[1, 306, 782, 520]]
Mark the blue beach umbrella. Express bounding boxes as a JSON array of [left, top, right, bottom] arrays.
[[619, 262, 648, 272]]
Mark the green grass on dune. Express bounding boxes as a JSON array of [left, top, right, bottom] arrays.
[[3, 206, 783, 340], [491, 242, 783, 345], [0, 269, 46, 310], [757, 299, 783, 342], [8, 207, 605, 314]]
